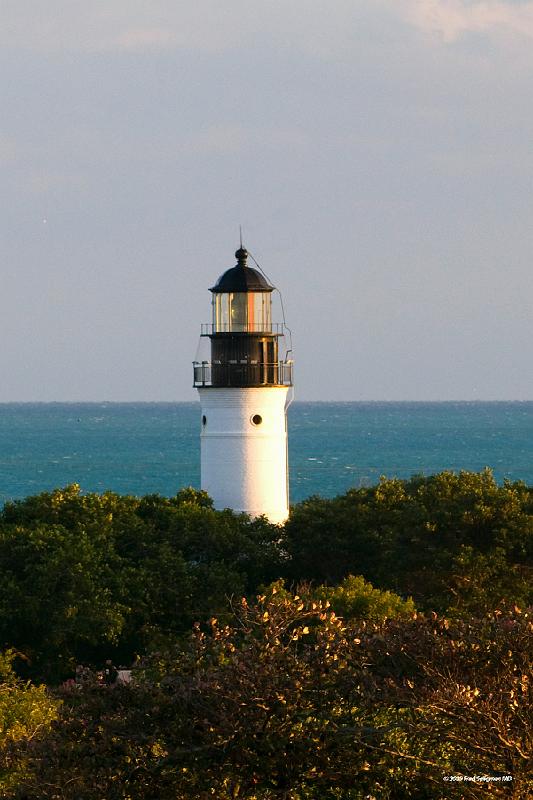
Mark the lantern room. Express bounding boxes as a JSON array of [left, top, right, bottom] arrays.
[[210, 247, 274, 334]]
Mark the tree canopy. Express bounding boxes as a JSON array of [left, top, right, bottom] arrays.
[[4, 590, 530, 799], [0, 471, 531, 797], [0, 471, 531, 683]]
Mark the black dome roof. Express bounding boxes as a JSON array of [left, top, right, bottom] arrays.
[[210, 248, 274, 293]]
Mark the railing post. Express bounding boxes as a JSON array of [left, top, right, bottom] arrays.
[[194, 360, 293, 387]]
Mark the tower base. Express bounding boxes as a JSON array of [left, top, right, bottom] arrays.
[[198, 386, 290, 524]]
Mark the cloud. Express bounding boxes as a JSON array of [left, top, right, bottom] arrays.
[[112, 27, 179, 51], [0, 137, 19, 165], [189, 123, 310, 155], [2, 1, 533, 57], [0, 2, 229, 54], [0, 1, 398, 56], [404, 0, 533, 43], [24, 170, 87, 194]]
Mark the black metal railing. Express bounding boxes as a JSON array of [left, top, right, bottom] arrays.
[[201, 322, 284, 336], [193, 360, 293, 388]]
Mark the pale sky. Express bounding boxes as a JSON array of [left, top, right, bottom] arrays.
[[1, 0, 532, 401]]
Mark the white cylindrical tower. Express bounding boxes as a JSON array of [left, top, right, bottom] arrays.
[[193, 246, 293, 523]]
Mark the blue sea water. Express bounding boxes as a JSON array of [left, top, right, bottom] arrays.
[[0, 402, 532, 506]]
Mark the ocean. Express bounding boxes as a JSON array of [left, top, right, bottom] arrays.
[[0, 402, 532, 506]]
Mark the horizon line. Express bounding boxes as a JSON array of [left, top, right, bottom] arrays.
[[1, 399, 532, 405]]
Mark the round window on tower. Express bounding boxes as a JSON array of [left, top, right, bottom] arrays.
[[202, 415, 207, 426], [251, 414, 263, 426]]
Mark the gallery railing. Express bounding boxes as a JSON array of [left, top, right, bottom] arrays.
[[201, 322, 285, 336], [193, 360, 293, 388]]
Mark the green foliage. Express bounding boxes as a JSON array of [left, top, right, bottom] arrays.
[[0, 651, 59, 795], [0, 471, 531, 684], [5, 596, 531, 799], [0, 485, 283, 682], [1, 471, 531, 796], [261, 576, 415, 623], [314, 574, 415, 621], [284, 470, 533, 614], [0, 520, 127, 681]]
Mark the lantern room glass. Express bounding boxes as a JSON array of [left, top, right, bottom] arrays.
[[212, 292, 272, 333]]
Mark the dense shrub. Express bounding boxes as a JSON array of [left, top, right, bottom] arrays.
[[4, 592, 530, 799], [0, 485, 282, 682], [284, 470, 533, 613], [0, 472, 531, 683], [0, 651, 59, 796], [1, 471, 531, 798]]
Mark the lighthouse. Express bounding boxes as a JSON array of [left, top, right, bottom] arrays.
[[193, 245, 293, 523]]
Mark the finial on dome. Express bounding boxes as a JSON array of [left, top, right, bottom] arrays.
[[235, 245, 248, 267]]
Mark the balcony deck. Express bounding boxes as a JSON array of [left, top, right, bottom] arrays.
[[193, 360, 293, 388], [200, 322, 284, 336]]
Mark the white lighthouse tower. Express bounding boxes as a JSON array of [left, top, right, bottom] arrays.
[[193, 245, 293, 523]]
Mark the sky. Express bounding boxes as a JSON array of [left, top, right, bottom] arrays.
[[1, 0, 532, 401]]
